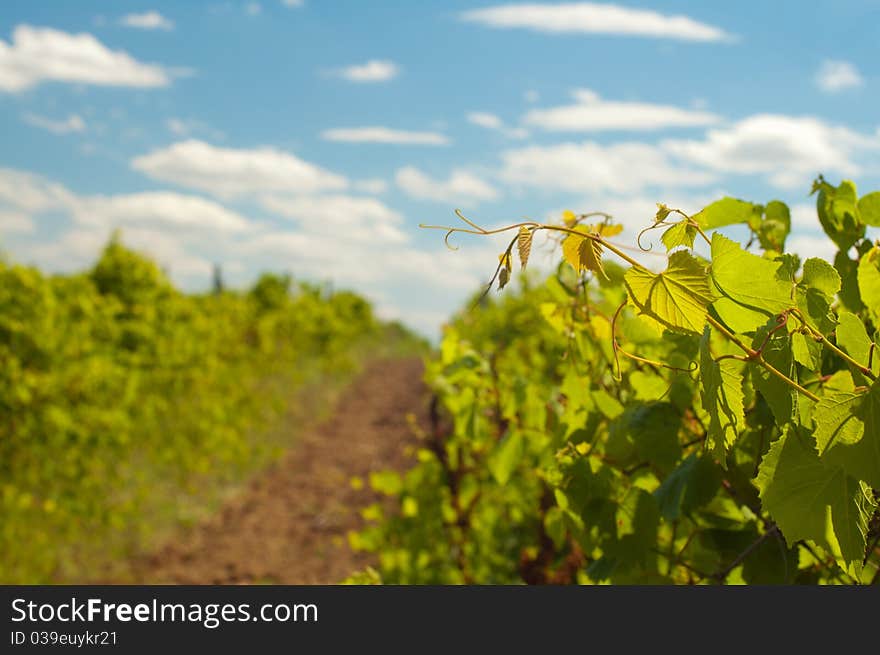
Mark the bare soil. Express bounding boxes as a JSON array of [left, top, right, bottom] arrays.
[[133, 357, 429, 584]]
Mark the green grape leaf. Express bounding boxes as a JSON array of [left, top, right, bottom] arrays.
[[624, 251, 715, 335], [653, 454, 721, 521], [488, 431, 525, 486], [699, 329, 745, 456], [757, 200, 791, 252], [814, 178, 864, 250], [756, 429, 873, 565], [802, 257, 841, 297], [858, 191, 880, 227], [835, 250, 863, 313], [749, 325, 796, 425], [797, 257, 840, 334], [791, 331, 822, 370], [710, 233, 794, 333], [694, 197, 762, 230], [813, 391, 864, 454], [857, 245, 880, 322], [820, 380, 880, 488], [660, 221, 697, 251], [611, 402, 682, 471], [836, 310, 879, 376]]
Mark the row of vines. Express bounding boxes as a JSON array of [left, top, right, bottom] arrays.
[[352, 176, 880, 584], [0, 235, 417, 583]]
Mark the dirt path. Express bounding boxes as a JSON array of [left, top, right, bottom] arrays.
[[134, 357, 429, 584]]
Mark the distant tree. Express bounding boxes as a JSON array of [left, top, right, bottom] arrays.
[[212, 263, 225, 295]]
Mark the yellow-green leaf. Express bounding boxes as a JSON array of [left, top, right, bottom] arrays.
[[623, 251, 715, 334], [517, 227, 533, 270], [562, 227, 606, 279]]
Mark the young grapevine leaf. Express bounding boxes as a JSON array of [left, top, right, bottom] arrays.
[[517, 227, 533, 270], [756, 200, 791, 252], [623, 251, 715, 334], [750, 326, 796, 425], [694, 197, 762, 230], [653, 454, 721, 521], [819, 380, 880, 488], [835, 250, 863, 314], [756, 428, 873, 565], [660, 221, 697, 251], [836, 310, 879, 376], [562, 227, 606, 279], [858, 191, 880, 226], [857, 245, 880, 322], [814, 178, 864, 250], [797, 257, 840, 334], [710, 233, 794, 333], [699, 329, 745, 456]]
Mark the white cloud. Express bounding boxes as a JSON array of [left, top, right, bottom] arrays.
[[460, 3, 733, 42], [790, 203, 818, 232], [815, 60, 863, 93], [259, 194, 408, 243], [321, 127, 450, 145], [786, 234, 836, 264], [165, 117, 225, 140], [499, 140, 716, 194], [525, 89, 540, 103], [22, 112, 86, 134], [0, 167, 75, 213], [523, 88, 720, 132], [467, 111, 529, 138], [468, 112, 503, 130], [282, 0, 305, 7], [396, 166, 500, 205], [26, 226, 214, 279], [120, 11, 175, 31], [0, 168, 252, 234], [354, 178, 388, 194], [245, 3, 262, 16], [663, 114, 880, 189], [73, 192, 252, 233], [131, 140, 348, 198], [0, 25, 171, 92], [0, 210, 34, 234], [334, 59, 399, 83]]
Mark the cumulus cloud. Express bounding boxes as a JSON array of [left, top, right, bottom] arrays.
[[0, 24, 172, 92], [354, 178, 388, 194], [396, 166, 500, 205], [22, 113, 86, 134], [815, 60, 864, 93], [0, 168, 252, 234], [334, 59, 399, 83], [120, 11, 175, 31], [0, 210, 34, 234], [467, 112, 528, 138], [259, 194, 408, 243], [0, 167, 258, 280], [523, 88, 720, 132], [662, 114, 880, 189], [131, 140, 348, 198], [498, 140, 716, 194], [321, 127, 450, 145], [460, 3, 733, 42], [282, 0, 305, 7], [165, 117, 225, 140]]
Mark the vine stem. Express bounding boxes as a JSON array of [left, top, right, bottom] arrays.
[[706, 315, 820, 402]]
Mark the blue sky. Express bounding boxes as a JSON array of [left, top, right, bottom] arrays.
[[1, 1, 879, 337]]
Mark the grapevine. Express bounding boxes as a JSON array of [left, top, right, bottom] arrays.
[[351, 176, 880, 584]]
